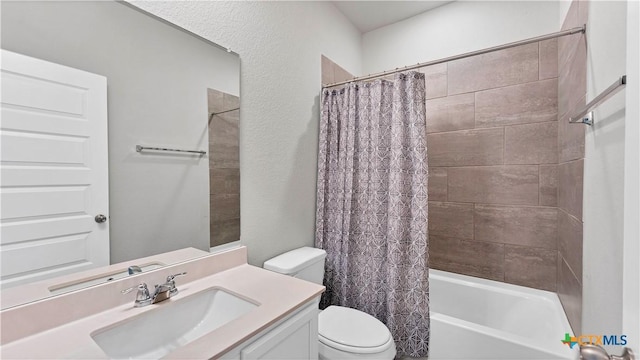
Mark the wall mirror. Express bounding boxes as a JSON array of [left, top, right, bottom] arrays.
[[0, 0, 240, 309]]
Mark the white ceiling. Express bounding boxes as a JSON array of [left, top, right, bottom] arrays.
[[332, 1, 454, 33]]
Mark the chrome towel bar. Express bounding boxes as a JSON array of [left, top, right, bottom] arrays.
[[135, 145, 206, 155], [569, 75, 627, 126]]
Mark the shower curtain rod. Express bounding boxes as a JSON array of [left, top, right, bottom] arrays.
[[322, 25, 586, 88], [210, 107, 240, 116], [208, 107, 240, 123]]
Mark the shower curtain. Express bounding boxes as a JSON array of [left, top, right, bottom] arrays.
[[315, 72, 430, 357]]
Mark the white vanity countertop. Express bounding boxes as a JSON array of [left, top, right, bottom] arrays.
[[0, 247, 325, 359]]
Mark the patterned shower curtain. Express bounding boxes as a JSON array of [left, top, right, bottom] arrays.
[[315, 72, 430, 357]]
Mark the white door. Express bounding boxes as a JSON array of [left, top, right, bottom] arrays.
[[0, 50, 109, 289]]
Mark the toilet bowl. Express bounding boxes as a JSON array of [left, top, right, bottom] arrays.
[[263, 247, 396, 360], [318, 306, 396, 360]]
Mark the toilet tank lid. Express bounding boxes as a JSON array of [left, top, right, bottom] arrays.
[[263, 247, 326, 275]]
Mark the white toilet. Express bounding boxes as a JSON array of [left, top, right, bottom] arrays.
[[263, 247, 397, 360]]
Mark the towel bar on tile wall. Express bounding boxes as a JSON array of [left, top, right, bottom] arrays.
[[569, 75, 627, 126], [135, 145, 206, 155]]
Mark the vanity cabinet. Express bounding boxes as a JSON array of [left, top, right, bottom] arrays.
[[220, 299, 319, 360]]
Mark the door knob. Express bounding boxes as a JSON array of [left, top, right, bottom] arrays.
[[95, 214, 107, 223]]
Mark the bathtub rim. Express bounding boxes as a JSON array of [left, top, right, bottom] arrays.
[[429, 269, 559, 301], [428, 269, 579, 360]]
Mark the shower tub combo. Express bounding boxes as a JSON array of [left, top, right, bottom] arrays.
[[428, 269, 578, 360]]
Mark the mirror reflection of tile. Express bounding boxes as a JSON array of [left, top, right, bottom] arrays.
[[208, 89, 240, 247]]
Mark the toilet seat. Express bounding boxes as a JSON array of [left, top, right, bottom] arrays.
[[319, 306, 394, 354]]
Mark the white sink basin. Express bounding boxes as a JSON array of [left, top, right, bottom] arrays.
[[91, 288, 258, 359]]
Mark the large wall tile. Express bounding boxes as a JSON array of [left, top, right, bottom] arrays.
[[558, 109, 586, 163], [539, 39, 558, 80], [558, 159, 584, 220], [505, 245, 557, 291], [210, 168, 240, 194], [427, 128, 503, 166], [430, 235, 504, 281], [210, 193, 241, 221], [540, 165, 558, 206], [558, 36, 587, 119], [558, 256, 582, 334], [321, 55, 334, 85], [207, 88, 224, 114], [578, 0, 588, 27], [559, 0, 579, 68], [428, 167, 447, 201], [334, 64, 354, 83], [210, 218, 240, 247], [321, 55, 354, 85], [562, 0, 579, 30], [448, 166, 539, 205], [558, 209, 583, 280], [505, 121, 558, 164], [208, 89, 240, 249], [474, 205, 557, 249], [210, 110, 240, 168], [429, 201, 473, 239], [556, 0, 585, 334], [223, 93, 240, 111], [558, 0, 587, 74], [425, 93, 474, 133], [475, 78, 558, 127], [558, 36, 579, 79], [419, 63, 447, 99], [210, 143, 240, 168], [448, 43, 538, 95]]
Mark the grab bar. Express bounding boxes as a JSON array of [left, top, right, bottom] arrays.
[[569, 75, 626, 126], [135, 145, 206, 155]]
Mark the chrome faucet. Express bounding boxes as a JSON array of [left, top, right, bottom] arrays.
[[121, 272, 187, 307], [127, 265, 142, 275], [165, 272, 187, 296]]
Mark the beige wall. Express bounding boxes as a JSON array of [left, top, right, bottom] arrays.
[[130, 1, 363, 266], [362, 1, 564, 75]]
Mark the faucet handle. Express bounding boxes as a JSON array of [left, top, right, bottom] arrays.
[[166, 272, 187, 282], [122, 283, 152, 307], [165, 272, 187, 295]]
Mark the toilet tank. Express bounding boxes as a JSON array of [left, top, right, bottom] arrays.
[[263, 247, 326, 285]]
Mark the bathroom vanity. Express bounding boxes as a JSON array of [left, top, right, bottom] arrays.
[[218, 301, 319, 360], [0, 247, 324, 359]]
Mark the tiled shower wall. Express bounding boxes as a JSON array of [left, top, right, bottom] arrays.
[[208, 89, 241, 247], [321, 6, 587, 332], [321, 55, 354, 85], [321, 49, 561, 291], [423, 41, 560, 292], [557, 0, 588, 334]]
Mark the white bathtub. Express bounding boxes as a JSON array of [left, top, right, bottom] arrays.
[[428, 270, 578, 360]]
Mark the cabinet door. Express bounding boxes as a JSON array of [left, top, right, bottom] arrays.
[[240, 302, 318, 360]]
